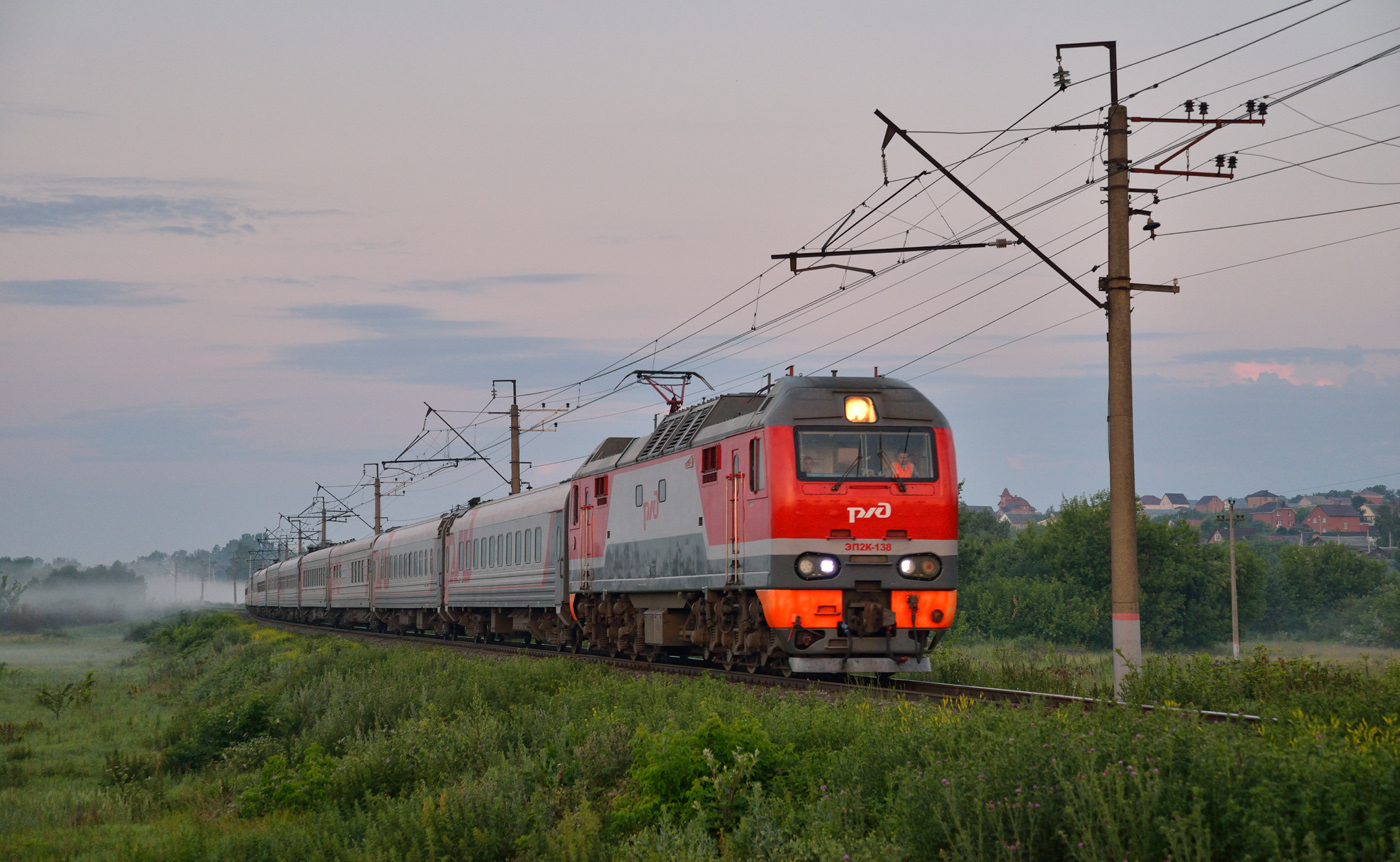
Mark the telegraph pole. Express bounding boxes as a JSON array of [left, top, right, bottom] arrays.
[[320, 498, 328, 547], [1104, 96, 1142, 691], [491, 379, 523, 495], [1218, 499, 1246, 659]]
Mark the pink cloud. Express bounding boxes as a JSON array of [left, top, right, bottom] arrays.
[[1232, 361, 1300, 384]]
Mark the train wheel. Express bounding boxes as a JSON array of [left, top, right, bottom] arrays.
[[720, 650, 736, 671], [742, 654, 762, 674]]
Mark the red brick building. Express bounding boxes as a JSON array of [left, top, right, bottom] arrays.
[[1247, 490, 1281, 509], [1195, 495, 1225, 513], [998, 488, 1036, 518], [1250, 502, 1295, 529], [1302, 504, 1365, 534]]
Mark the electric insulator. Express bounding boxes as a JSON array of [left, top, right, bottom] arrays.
[[1214, 154, 1225, 170], [1246, 99, 1256, 116], [1184, 100, 1195, 115], [882, 153, 888, 186], [1052, 64, 1071, 92], [1227, 155, 1237, 170], [1198, 101, 1209, 118], [1257, 100, 1268, 116]]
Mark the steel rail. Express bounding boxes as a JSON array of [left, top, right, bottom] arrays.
[[243, 613, 1262, 724]]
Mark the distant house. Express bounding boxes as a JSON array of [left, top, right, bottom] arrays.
[[1358, 490, 1385, 505], [1308, 533, 1375, 554], [1195, 496, 1225, 513], [1359, 504, 1378, 525], [1296, 495, 1331, 509], [1140, 495, 1161, 507], [1160, 493, 1191, 509], [1247, 490, 1281, 509], [1000, 512, 1045, 531], [1302, 504, 1366, 534], [1249, 502, 1296, 529], [998, 489, 1036, 518]]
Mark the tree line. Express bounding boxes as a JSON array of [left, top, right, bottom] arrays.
[[956, 493, 1400, 649]]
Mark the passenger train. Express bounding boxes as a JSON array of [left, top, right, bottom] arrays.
[[246, 375, 958, 674]]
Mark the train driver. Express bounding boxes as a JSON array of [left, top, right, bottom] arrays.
[[888, 450, 915, 479]]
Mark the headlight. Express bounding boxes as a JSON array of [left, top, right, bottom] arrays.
[[795, 553, 841, 580], [844, 396, 877, 423], [898, 554, 942, 580]]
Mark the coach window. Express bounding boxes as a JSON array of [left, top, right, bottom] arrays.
[[516, 531, 523, 564], [499, 533, 506, 566], [658, 479, 667, 502], [749, 438, 763, 493], [534, 527, 542, 562]]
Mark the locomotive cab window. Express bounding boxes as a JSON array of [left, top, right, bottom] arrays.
[[796, 428, 937, 482], [748, 438, 763, 493], [594, 475, 608, 505]]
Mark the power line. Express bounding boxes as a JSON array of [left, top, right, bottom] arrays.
[[1157, 200, 1400, 235], [1174, 223, 1400, 279], [1166, 134, 1400, 200]]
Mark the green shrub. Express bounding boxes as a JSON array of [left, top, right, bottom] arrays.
[[163, 691, 279, 771], [237, 743, 337, 816], [613, 714, 793, 835]]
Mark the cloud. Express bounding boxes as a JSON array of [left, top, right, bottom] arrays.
[[0, 101, 95, 118], [0, 176, 333, 236], [398, 274, 594, 292], [1180, 345, 1400, 367], [0, 404, 247, 462], [0, 279, 181, 307], [0, 193, 253, 236], [277, 302, 614, 385]]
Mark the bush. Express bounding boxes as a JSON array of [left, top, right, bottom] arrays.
[[163, 691, 279, 771]]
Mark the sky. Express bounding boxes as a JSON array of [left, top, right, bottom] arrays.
[[2, 1, 1398, 563]]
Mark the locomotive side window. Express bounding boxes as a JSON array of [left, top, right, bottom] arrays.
[[658, 479, 666, 502], [796, 428, 937, 481], [635, 485, 643, 507], [748, 439, 763, 492], [571, 486, 580, 525]]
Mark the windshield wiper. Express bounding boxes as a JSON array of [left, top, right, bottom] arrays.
[[830, 458, 861, 492]]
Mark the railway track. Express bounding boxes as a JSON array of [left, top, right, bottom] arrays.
[[244, 612, 1262, 724]]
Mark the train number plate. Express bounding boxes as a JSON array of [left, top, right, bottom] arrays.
[[843, 542, 892, 552]]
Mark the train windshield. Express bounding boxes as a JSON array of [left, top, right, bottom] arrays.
[[796, 428, 937, 482]]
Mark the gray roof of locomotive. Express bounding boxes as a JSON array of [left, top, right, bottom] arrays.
[[572, 376, 948, 478]]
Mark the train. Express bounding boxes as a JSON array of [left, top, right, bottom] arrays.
[[246, 374, 959, 674]]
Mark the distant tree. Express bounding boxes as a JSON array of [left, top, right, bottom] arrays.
[[0, 575, 27, 615], [1259, 543, 1394, 635], [1352, 496, 1369, 512], [33, 562, 146, 596]]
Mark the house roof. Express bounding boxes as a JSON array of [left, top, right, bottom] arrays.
[[1000, 512, 1043, 526], [1248, 490, 1278, 498], [1196, 495, 1222, 504], [1252, 502, 1292, 514], [1310, 504, 1361, 518], [1140, 495, 1161, 505], [1161, 493, 1190, 506]]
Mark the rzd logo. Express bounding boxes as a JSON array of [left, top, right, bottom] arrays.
[[847, 502, 892, 524]]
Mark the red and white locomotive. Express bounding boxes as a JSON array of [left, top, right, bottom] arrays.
[[247, 375, 958, 674]]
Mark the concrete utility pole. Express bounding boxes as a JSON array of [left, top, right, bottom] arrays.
[[1103, 98, 1142, 692], [492, 379, 523, 495], [321, 498, 328, 547], [1218, 499, 1247, 660]]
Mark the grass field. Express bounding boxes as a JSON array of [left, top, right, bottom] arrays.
[[2, 614, 1399, 861]]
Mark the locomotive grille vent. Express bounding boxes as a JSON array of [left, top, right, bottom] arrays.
[[635, 401, 717, 462]]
